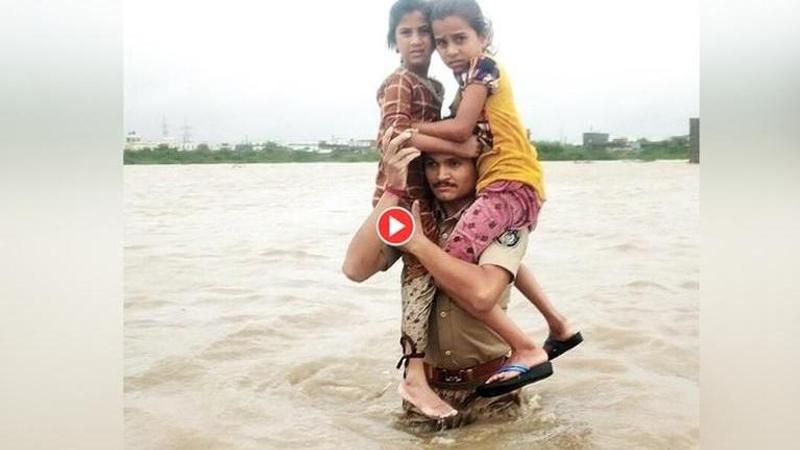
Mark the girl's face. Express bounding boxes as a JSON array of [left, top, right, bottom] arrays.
[[394, 11, 434, 73], [432, 15, 487, 74]]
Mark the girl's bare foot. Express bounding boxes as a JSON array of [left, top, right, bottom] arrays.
[[397, 377, 457, 419], [547, 318, 576, 342]]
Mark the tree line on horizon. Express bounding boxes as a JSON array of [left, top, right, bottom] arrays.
[[123, 138, 690, 165]]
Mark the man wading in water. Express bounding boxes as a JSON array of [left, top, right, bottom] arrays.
[[343, 132, 578, 428]]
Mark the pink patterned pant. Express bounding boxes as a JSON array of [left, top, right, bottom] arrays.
[[443, 181, 541, 262]]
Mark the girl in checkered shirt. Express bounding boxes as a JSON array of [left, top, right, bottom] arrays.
[[373, 0, 481, 420]]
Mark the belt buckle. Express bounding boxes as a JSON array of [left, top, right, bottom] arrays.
[[443, 372, 464, 383]]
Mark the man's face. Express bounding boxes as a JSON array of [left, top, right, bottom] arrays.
[[424, 153, 477, 202]]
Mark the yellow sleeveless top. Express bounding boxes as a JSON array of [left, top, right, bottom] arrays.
[[455, 55, 546, 201]]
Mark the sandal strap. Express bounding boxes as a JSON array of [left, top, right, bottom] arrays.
[[396, 335, 425, 375], [395, 352, 426, 370], [496, 364, 530, 374]]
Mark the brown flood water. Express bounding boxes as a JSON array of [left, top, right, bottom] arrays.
[[124, 161, 698, 449]]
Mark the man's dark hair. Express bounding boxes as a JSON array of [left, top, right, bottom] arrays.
[[387, 0, 432, 49]]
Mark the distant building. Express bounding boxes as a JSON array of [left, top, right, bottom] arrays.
[[610, 137, 631, 149], [124, 131, 171, 151], [157, 136, 178, 149], [583, 132, 609, 148], [287, 142, 320, 152], [318, 138, 375, 151], [689, 118, 699, 163], [179, 142, 197, 151], [124, 131, 146, 151], [323, 136, 352, 147], [351, 139, 377, 148]]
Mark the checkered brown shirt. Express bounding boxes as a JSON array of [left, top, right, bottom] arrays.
[[373, 68, 444, 206], [373, 68, 444, 279]]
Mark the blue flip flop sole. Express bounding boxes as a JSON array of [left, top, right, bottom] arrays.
[[476, 361, 553, 398]]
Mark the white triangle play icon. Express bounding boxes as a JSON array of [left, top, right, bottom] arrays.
[[388, 216, 406, 236]]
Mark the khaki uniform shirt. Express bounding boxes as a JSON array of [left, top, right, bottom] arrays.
[[383, 202, 530, 370]]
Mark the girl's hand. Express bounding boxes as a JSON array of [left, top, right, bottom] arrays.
[[382, 128, 420, 191], [457, 135, 481, 159]]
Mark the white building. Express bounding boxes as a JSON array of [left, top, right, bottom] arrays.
[[351, 139, 376, 148], [178, 141, 198, 151], [287, 142, 321, 152], [124, 131, 148, 151]]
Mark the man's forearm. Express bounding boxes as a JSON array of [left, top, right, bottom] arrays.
[[406, 237, 511, 312], [342, 192, 400, 282]]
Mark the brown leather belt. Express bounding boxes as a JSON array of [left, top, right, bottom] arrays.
[[424, 355, 508, 386]]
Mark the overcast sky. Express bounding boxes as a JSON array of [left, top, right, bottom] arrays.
[[124, 0, 698, 144]]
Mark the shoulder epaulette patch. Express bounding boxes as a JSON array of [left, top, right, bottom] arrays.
[[496, 230, 520, 247]]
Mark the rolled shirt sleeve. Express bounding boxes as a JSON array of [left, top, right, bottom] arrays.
[[477, 228, 529, 282]]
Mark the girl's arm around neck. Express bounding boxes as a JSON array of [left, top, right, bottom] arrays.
[[414, 83, 488, 142], [409, 132, 480, 159]]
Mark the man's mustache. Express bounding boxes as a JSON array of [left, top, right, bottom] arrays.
[[433, 181, 457, 189]]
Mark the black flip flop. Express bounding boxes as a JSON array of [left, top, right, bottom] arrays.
[[544, 332, 583, 360], [475, 361, 553, 398]]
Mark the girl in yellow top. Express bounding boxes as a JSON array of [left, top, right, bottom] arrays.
[[416, 0, 544, 262], [407, 0, 580, 393]]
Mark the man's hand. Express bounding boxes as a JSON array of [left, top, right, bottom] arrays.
[[382, 127, 420, 191], [398, 200, 430, 252]]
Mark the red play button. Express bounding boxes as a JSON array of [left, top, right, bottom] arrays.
[[376, 207, 415, 246]]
